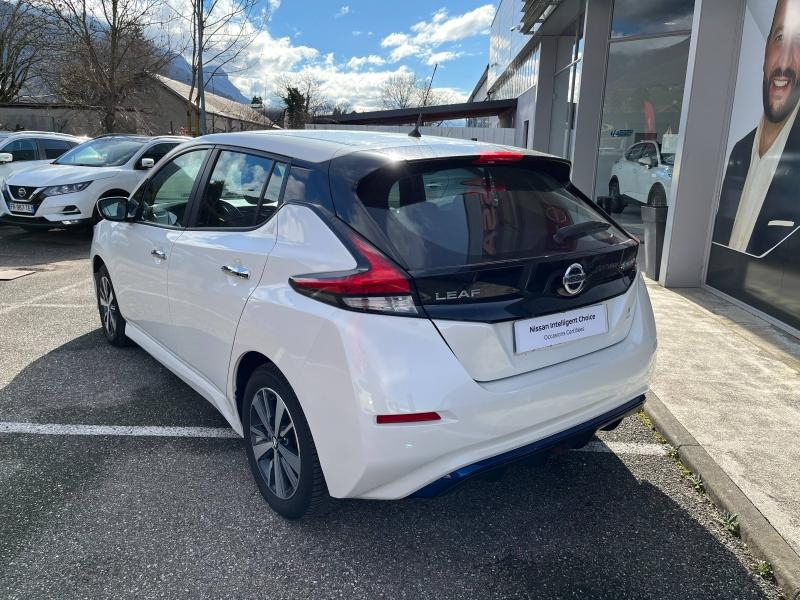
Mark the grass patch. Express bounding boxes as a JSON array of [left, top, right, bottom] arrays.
[[718, 511, 740, 537], [754, 560, 774, 581]]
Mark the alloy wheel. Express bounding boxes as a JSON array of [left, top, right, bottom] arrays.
[[249, 387, 301, 500], [98, 276, 117, 337]]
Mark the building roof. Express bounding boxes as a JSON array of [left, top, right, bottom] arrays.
[[319, 99, 517, 126], [194, 128, 554, 164], [153, 75, 276, 129]]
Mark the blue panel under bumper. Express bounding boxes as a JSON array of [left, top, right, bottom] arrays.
[[409, 395, 646, 498]]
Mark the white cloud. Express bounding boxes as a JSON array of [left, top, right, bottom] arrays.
[[267, 0, 280, 14], [335, 5, 350, 18], [381, 32, 409, 47], [346, 54, 387, 69], [352, 30, 362, 36], [425, 51, 463, 66], [410, 5, 494, 45], [380, 5, 493, 63]]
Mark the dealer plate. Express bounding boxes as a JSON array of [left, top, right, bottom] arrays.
[[9, 202, 35, 214], [514, 304, 608, 354]]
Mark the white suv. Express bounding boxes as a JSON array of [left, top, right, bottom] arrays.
[[607, 141, 673, 213], [91, 130, 656, 519], [0, 134, 188, 231], [0, 131, 82, 184]]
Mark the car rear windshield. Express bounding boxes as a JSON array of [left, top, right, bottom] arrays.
[[355, 158, 629, 271]]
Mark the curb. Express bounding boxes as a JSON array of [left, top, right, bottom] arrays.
[[644, 392, 800, 599]]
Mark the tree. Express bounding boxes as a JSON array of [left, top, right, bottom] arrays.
[[35, 0, 175, 132], [0, 1, 48, 103], [274, 73, 331, 129], [379, 72, 457, 110], [179, 0, 266, 134]]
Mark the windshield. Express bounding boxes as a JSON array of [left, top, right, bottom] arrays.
[[356, 158, 629, 271], [55, 137, 145, 167]]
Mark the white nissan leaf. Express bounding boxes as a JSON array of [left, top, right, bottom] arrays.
[[90, 130, 657, 519]]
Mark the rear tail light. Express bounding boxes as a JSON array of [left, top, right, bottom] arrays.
[[289, 228, 420, 316], [376, 412, 441, 424]]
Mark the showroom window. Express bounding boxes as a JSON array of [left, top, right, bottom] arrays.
[[592, 0, 695, 203], [548, 6, 585, 160]]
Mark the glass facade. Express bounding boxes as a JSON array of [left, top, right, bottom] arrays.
[[548, 11, 584, 159], [490, 46, 540, 101], [593, 1, 695, 204], [488, 0, 532, 90]]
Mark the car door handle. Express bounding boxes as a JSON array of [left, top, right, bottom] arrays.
[[221, 264, 249, 279], [151, 249, 167, 260]]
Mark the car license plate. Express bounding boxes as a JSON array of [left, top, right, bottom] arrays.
[[514, 304, 608, 354], [9, 202, 35, 214]]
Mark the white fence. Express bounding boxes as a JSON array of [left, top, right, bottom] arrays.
[[305, 124, 516, 146]]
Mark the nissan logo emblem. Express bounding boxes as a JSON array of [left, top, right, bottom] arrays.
[[16, 188, 26, 198], [563, 263, 586, 296]]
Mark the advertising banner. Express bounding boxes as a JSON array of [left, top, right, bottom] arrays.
[[708, 0, 800, 331]]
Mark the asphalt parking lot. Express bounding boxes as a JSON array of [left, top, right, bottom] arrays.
[[0, 225, 784, 600]]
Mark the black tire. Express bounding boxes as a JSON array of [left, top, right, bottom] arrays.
[[94, 264, 129, 346], [609, 180, 625, 214], [243, 364, 329, 520], [648, 185, 667, 208]]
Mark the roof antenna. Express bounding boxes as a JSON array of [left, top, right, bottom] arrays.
[[409, 63, 437, 138]]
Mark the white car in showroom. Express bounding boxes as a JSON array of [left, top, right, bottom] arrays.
[[91, 130, 656, 519], [607, 140, 673, 213], [0, 134, 187, 231]]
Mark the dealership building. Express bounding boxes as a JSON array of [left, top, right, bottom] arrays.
[[467, 0, 800, 336]]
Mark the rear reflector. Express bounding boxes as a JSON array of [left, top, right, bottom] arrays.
[[474, 151, 525, 164], [376, 412, 441, 424]]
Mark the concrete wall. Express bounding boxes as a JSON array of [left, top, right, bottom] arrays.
[[305, 124, 517, 146], [514, 86, 537, 148]]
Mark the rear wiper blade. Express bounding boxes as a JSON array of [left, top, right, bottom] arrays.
[[553, 220, 611, 244]]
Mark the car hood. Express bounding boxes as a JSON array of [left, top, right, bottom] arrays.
[[6, 164, 120, 188]]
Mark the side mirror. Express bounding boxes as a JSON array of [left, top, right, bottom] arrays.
[[0, 152, 13, 164], [139, 157, 155, 169], [638, 156, 657, 168], [97, 196, 132, 222]]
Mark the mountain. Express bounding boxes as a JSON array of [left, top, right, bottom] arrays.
[[163, 55, 250, 104]]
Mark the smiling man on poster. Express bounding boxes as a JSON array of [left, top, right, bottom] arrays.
[[713, 0, 800, 256]]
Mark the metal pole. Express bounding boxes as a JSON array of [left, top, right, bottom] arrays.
[[197, 0, 207, 135]]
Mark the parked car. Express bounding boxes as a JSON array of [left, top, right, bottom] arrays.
[[91, 130, 656, 519], [0, 134, 188, 231], [0, 130, 82, 184], [607, 140, 673, 213]]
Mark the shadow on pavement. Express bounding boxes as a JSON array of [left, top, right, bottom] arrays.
[[0, 333, 773, 599], [0, 225, 92, 268]]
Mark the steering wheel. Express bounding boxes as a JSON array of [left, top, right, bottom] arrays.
[[210, 200, 245, 225]]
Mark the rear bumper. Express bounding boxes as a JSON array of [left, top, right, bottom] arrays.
[[235, 275, 657, 500], [410, 394, 645, 497]]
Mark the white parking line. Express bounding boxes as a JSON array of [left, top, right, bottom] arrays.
[[0, 279, 91, 315], [0, 422, 240, 438], [0, 421, 666, 455], [576, 441, 667, 456]]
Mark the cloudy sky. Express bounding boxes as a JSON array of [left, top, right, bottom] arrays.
[[226, 1, 496, 111]]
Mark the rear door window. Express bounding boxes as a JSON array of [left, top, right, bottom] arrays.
[[356, 159, 628, 271], [39, 138, 77, 159]]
